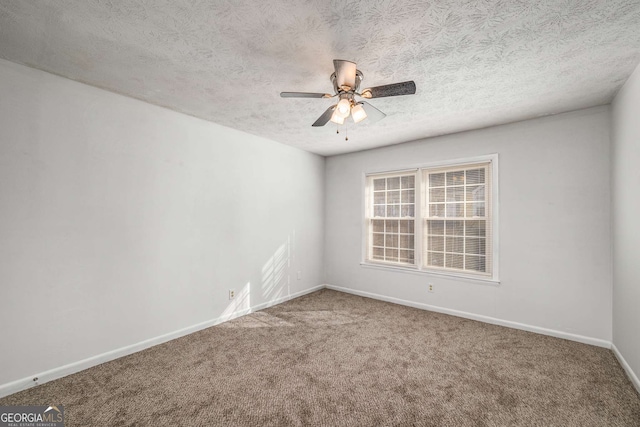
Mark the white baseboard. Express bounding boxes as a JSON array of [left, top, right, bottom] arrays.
[[612, 343, 640, 395], [325, 284, 611, 349], [0, 285, 324, 399], [250, 285, 323, 311], [2, 283, 618, 399]]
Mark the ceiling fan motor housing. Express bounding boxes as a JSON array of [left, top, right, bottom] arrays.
[[331, 70, 363, 94]]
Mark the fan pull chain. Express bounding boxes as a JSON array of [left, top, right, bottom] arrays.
[[345, 122, 348, 141]]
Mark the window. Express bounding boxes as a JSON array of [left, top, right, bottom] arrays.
[[367, 172, 416, 265], [365, 157, 497, 280]]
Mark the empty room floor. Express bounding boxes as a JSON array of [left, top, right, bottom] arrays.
[[1, 289, 639, 426]]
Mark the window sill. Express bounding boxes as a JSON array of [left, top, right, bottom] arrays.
[[359, 261, 500, 285]]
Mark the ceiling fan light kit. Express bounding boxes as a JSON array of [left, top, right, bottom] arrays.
[[280, 59, 416, 134]]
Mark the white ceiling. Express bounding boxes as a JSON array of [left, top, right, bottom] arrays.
[[1, 1, 639, 156]]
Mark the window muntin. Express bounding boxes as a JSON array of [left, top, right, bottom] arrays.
[[365, 160, 494, 278], [367, 173, 416, 265]]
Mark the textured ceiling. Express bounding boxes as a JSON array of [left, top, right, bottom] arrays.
[[1, 1, 639, 156]]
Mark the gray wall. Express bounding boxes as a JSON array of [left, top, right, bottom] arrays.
[[325, 106, 612, 343], [611, 62, 640, 386], [0, 59, 325, 385]]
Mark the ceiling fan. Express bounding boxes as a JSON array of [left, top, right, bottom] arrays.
[[280, 59, 416, 127]]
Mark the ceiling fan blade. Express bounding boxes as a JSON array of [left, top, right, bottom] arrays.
[[360, 101, 386, 123], [333, 59, 357, 90], [361, 81, 416, 98], [281, 92, 331, 98], [312, 105, 337, 127]]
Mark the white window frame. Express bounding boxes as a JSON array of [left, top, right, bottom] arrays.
[[361, 154, 499, 284], [364, 169, 419, 268]]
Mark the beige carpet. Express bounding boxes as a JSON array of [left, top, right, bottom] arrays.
[[1, 289, 639, 426]]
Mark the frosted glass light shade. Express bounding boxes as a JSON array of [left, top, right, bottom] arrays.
[[336, 98, 351, 118], [351, 103, 368, 123], [330, 109, 345, 124]]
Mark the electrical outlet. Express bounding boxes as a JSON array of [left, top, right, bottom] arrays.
[[428, 284, 434, 293], [297, 271, 302, 280], [229, 289, 235, 300]]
